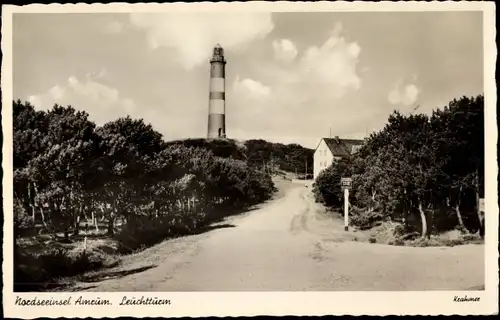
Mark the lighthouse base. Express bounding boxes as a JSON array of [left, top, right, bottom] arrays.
[[207, 113, 226, 139]]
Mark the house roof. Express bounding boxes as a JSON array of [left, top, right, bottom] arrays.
[[320, 137, 365, 157]]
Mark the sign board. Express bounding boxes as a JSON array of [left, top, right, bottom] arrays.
[[341, 177, 352, 188], [479, 198, 485, 213]]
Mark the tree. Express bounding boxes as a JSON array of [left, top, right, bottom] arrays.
[[94, 116, 165, 235], [13, 102, 102, 235]]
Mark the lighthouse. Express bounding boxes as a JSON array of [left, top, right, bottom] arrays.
[[207, 43, 227, 139]]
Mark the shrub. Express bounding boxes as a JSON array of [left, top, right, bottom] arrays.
[[14, 237, 118, 292], [443, 239, 465, 247], [400, 231, 420, 241], [393, 239, 405, 246], [312, 159, 351, 207], [350, 208, 385, 230], [115, 216, 176, 253], [393, 223, 406, 237], [462, 233, 480, 242], [14, 198, 34, 238], [34, 245, 108, 277]]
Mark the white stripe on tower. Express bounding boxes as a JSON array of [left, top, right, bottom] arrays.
[[207, 43, 227, 139], [210, 78, 225, 93], [209, 98, 225, 114]]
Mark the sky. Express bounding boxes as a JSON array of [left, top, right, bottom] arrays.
[[13, 11, 484, 149]]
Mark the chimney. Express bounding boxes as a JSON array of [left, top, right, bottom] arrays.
[[335, 135, 340, 143]]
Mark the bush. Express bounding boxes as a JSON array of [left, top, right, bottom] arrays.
[[393, 223, 406, 237], [312, 159, 351, 207], [462, 233, 480, 242], [368, 221, 400, 244], [393, 239, 405, 246], [405, 232, 482, 247], [115, 216, 177, 253], [368, 221, 421, 245], [443, 239, 465, 247], [35, 246, 108, 277], [400, 231, 420, 241], [14, 199, 35, 238], [14, 241, 113, 291], [350, 208, 385, 230], [165, 138, 247, 160]]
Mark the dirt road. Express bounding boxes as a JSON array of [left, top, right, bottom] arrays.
[[73, 181, 484, 291]]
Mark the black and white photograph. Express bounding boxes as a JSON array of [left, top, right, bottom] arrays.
[[2, 1, 498, 317]]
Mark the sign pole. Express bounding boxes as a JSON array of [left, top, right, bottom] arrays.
[[341, 177, 352, 232], [344, 187, 349, 231]]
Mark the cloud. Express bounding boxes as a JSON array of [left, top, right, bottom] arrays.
[[228, 22, 364, 145], [388, 82, 420, 106], [298, 26, 362, 97], [27, 72, 138, 124], [129, 12, 274, 70], [48, 85, 65, 100], [251, 22, 362, 104], [233, 76, 271, 98], [272, 39, 298, 62]]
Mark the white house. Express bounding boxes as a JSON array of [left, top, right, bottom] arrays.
[[313, 136, 364, 180]]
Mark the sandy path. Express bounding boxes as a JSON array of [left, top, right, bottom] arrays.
[[72, 181, 484, 292]]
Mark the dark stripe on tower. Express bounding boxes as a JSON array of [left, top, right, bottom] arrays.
[[209, 92, 225, 100], [210, 63, 225, 78]]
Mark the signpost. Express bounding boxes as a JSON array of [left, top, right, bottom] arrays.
[[341, 177, 352, 231], [479, 198, 485, 213]]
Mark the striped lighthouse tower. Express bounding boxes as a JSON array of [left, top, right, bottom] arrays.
[[207, 43, 227, 139]]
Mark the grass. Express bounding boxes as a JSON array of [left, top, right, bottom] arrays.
[[405, 232, 484, 247], [367, 221, 484, 247], [14, 236, 121, 292]]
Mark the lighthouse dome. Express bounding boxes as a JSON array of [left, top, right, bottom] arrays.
[[211, 43, 225, 63]]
